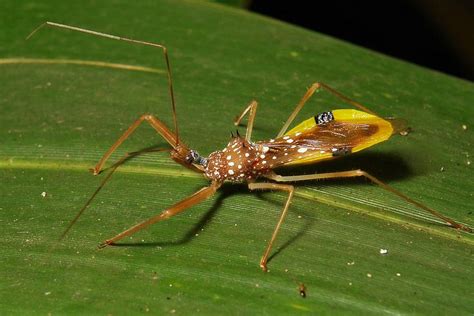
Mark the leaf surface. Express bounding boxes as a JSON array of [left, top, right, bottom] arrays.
[[1, 1, 473, 314]]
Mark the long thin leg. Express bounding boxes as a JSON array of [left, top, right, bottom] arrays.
[[27, 21, 180, 143], [277, 82, 377, 137], [233, 100, 258, 142], [248, 182, 295, 272], [91, 114, 179, 175], [265, 170, 472, 233], [100, 181, 221, 247], [47, 147, 169, 259]]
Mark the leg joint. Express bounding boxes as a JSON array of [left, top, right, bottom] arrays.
[[142, 113, 154, 120], [354, 169, 365, 176], [310, 82, 322, 89]]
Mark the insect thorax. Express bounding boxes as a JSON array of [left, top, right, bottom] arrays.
[[204, 137, 270, 182]]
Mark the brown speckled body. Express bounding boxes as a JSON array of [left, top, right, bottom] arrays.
[[204, 137, 271, 182]]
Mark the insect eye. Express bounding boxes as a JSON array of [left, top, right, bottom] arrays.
[[185, 150, 200, 164]]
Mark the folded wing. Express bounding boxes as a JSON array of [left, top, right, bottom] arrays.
[[258, 109, 394, 167]]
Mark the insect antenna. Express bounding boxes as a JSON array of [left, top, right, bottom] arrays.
[[26, 21, 180, 144]]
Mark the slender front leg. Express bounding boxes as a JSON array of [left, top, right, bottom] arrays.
[[92, 114, 178, 175], [277, 82, 377, 137], [100, 181, 221, 247], [51, 148, 170, 255], [265, 170, 472, 233], [234, 100, 258, 142], [248, 182, 295, 272]]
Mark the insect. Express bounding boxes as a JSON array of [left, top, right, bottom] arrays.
[[29, 22, 472, 272], [298, 283, 307, 298]]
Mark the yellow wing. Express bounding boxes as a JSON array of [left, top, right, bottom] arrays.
[[279, 109, 394, 165]]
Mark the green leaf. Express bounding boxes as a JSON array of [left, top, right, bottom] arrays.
[[1, 1, 473, 314]]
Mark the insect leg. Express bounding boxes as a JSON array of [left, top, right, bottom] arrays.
[[248, 182, 295, 272], [51, 148, 169, 254], [27, 21, 180, 143], [265, 170, 472, 233], [277, 82, 377, 137], [99, 181, 221, 247], [233, 100, 258, 142], [92, 114, 178, 175]]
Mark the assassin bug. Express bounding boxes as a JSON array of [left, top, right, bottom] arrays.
[[29, 22, 472, 272]]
